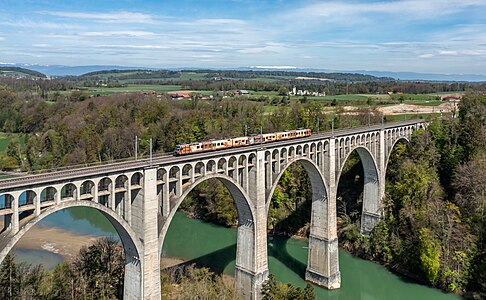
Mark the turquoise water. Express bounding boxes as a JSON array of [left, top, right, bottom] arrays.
[[163, 212, 461, 300], [14, 208, 460, 299], [13, 248, 64, 270]]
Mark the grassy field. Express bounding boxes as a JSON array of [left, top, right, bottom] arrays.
[[86, 84, 183, 95], [385, 112, 444, 122], [0, 173, 16, 179], [74, 83, 455, 109], [0, 133, 25, 152]]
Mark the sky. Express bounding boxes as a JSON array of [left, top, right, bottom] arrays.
[[0, 0, 485, 74]]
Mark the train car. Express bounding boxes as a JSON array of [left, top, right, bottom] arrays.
[[232, 136, 249, 147], [174, 128, 312, 156]]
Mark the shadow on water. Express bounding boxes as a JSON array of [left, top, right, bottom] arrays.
[[163, 243, 236, 274], [268, 235, 307, 278], [162, 234, 308, 281]]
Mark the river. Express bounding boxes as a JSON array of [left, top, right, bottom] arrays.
[[13, 208, 460, 300]]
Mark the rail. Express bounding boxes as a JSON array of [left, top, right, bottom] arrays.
[[0, 119, 425, 190]]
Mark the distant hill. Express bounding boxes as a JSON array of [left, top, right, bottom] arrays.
[[2, 63, 486, 82], [77, 69, 390, 83], [0, 66, 47, 78]]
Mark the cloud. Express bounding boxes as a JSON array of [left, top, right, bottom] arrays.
[[439, 50, 459, 56], [79, 31, 156, 37], [419, 54, 435, 58], [194, 19, 246, 26], [96, 44, 170, 50], [292, 0, 485, 20], [33, 44, 51, 48], [0, 20, 82, 29], [237, 42, 288, 54], [40, 11, 156, 24]]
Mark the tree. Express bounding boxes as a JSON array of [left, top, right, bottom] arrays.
[[0, 254, 20, 299], [418, 228, 442, 284]]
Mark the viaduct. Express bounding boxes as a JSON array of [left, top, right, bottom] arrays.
[[0, 120, 426, 299]]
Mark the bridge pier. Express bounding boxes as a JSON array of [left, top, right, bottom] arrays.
[[141, 167, 161, 300], [361, 211, 381, 234], [235, 150, 269, 300], [306, 236, 340, 288], [305, 137, 341, 289]]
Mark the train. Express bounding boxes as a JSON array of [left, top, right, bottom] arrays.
[[174, 128, 311, 156]]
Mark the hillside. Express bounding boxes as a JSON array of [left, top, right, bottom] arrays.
[[0, 67, 47, 78]]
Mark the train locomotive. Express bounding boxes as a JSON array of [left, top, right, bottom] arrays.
[[174, 128, 311, 156]]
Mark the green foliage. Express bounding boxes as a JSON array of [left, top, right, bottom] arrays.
[[418, 228, 442, 284], [268, 164, 312, 236], [262, 274, 315, 300], [161, 264, 239, 300], [182, 179, 238, 227]]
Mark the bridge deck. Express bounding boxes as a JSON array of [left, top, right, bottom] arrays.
[[0, 120, 422, 191]]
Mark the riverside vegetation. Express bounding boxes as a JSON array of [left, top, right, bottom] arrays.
[[0, 81, 484, 298]]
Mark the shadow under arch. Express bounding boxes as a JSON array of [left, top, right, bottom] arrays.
[[158, 173, 255, 259], [0, 201, 143, 300], [265, 157, 329, 279], [336, 145, 380, 234]]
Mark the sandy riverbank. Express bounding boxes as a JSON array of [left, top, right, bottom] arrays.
[[13, 225, 99, 261]]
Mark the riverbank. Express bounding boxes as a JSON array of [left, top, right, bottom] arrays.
[[14, 225, 98, 261]]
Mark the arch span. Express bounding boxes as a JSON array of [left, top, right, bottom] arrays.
[[266, 157, 328, 213], [384, 136, 410, 173], [336, 146, 380, 234], [0, 201, 143, 300], [158, 173, 255, 253]]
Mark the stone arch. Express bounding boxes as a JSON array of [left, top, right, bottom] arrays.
[[248, 153, 257, 167], [303, 144, 310, 157], [280, 148, 287, 160], [0, 193, 14, 209], [131, 172, 143, 187], [206, 160, 216, 173], [228, 156, 238, 180], [158, 173, 255, 253], [217, 158, 227, 173], [229, 156, 238, 169], [336, 146, 380, 234], [40, 186, 57, 203], [115, 174, 129, 220], [61, 183, 77, 201], [238, 155, 246, 167], [116, 175, 128, 189], [194, 162, 205, 176], [19, 190, 36, 207], [80, 180, 95, 200], [0, 201, 143, 300], [98, 177, 112, 206], [289, 146, 295, 158], [265, 157, 337, 288]]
